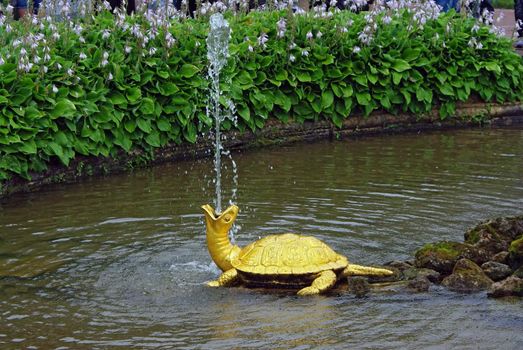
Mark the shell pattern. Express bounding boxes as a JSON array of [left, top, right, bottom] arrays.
[[231, 233, 348, 275]]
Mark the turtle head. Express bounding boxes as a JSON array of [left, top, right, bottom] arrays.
[[201, 204, 241, 271], [201, 204, 239, 234]]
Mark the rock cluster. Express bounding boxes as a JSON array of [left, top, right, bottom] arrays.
[[381, 215, 523, 298]]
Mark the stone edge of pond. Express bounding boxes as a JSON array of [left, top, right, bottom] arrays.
[[1, 101, 523, 200]]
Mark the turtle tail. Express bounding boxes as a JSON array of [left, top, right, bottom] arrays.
[[342, 264, 393, 277]]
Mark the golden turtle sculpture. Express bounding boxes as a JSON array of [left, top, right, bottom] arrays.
[[202, 204, 393, 296]]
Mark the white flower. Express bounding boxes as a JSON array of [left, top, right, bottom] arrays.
[[258, 33, 268, 48], [102, 30, 111, 40], [52, 32, 60, 40], [289, 42, 296, 49], [382, 16, 392, 25], [44, 54, 51, 62], [101, 51, 109, 67], [79, 52, 87, 60], [79, 36, 85, 44], [472, 24, 480, 33], [108, 72, 113, 80], [248, 45, 253, 52], [24, 62, 33, 72], [149, 47, 157, 56], [316, 31, 323, 39], [56, 63, 62, 70], [43, 66, 48, 73], [289, 54, 296, 62], [52, 85, 58, 93], [301, 49, 309, 57], [347, 19, 354, 27], [353, 46, 361, 53], [67, 68, 74, 76], [277, 18, 286, 38], [73, 25, 83, 36], [306, 31, 313, 40], [125, 46, 132, 54], [476, 42, 483, 49]]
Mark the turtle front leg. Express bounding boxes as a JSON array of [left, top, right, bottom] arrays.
[[207, 268, 240, 287], [297, 270, 337, 296]]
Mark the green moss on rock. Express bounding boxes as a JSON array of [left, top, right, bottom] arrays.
[[441, 258, 493, 293], [508, 237, 523, 268], [415, 241, 488, 274]]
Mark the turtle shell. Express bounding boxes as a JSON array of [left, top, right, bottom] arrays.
[[231, 233, 348, 275]]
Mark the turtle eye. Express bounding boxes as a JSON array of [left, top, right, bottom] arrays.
[[223, 215, 232, 223]]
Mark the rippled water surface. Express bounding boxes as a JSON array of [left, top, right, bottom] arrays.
[[1, 128, 523, 349]]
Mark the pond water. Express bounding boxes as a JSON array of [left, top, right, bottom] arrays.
[[1, 127, 523, 349]]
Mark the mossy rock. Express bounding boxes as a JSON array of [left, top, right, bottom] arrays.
[[512, 266, 523, 279], [402, 267, 441, 283], [441, 258, 493, 293], [415, 241, 489, 275], [464, 215, 523, 256], [488, 276, 523, 298], [508, 236, 523, 268]]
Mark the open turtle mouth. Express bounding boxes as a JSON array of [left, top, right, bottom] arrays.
[[201, 204, 239, 220]]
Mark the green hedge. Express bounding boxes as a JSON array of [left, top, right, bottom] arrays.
[[0, 8, 522, 183]]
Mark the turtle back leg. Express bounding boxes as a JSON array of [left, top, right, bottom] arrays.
[[207, 268, 240, 287], [297, 270, 337, 296], [342, 264, 393, 277]]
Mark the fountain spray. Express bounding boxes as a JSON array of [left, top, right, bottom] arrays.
[[206, 13, 231, 214]]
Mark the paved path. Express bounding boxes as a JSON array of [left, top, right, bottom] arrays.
[[494, 8, 523, 55], [495, 9, 518, 38]]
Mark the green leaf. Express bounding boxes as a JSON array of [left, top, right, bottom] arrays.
[[355, 92, 371, 106], [392, 59, 411, 72], [237, 104, 251, 121], [19, 140, 37, 154], [48, 142, 71, 166], [183, 122, 197, 143], [321, 90, 334, 109], [109, 92, 127, 105], [124, 119, 136, 133], [140, 98, 156, 115], [275, 70, 288, 81], [341, 85, 353, 97], [295, 71, 311, 82], [126, 87, 142, 103], [158, 82, 179, 96], [484, 62, 501, 74], [137, 118, 152, 133], [157, 119, 171, 131], [392, 72, 402, 85], [439, 84, 454, 96], [402, 48, 421, 61], [311, 98, 322, 113], [145, 131, 161, 147], [179, 64, 200, 78], [51, 99, 77, 119]]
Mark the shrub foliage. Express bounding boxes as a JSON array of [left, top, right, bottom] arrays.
[[0, 8, 522, 183]]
